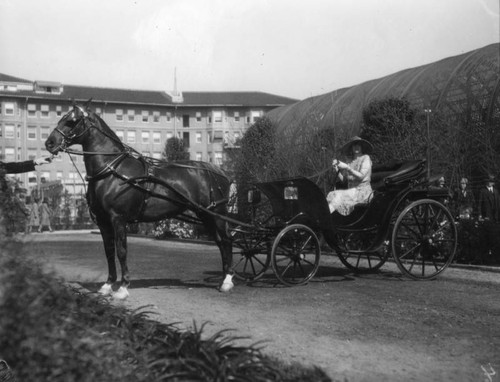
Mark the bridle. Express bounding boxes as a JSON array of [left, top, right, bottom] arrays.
[[53, 107, 130, 156]]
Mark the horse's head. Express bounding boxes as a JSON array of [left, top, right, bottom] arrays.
[[45, 99, 93, 155]]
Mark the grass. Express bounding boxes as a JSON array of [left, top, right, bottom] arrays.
[[0, 240, 331, 382]]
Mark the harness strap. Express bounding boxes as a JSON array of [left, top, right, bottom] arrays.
[[85, 153, 129, 182]]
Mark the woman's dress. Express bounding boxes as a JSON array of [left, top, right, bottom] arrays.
[[326, 154, 373, 215]]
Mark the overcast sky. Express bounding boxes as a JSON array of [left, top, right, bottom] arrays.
[[1, 0, 498, 100]]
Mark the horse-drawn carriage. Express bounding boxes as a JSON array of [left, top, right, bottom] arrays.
[[230, 159, 457, 286], [45, 102, 457, 298]]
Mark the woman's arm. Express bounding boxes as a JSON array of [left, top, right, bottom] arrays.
[[338, 155, 371, 180]]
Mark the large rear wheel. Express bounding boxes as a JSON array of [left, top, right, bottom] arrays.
[[392, 199, 457, 280], [271, 224, 321, 286]]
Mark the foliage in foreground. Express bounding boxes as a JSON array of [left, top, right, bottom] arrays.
[[0, 241, 330, 382]]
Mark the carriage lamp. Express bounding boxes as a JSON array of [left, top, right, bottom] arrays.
[[284, 184, 298, 200], [247, 189, 261, 204]]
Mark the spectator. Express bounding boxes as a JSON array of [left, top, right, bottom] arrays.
[[478, 174, 500, 263], [27, 197, 41, 234], [228, 180, 238, 214], [478, 174, 500, 222], [38, 198, 53, 233], [453, 177, 475, 219]]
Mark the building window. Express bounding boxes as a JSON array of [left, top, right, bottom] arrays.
[[142, 151, 151, 157], [128, 109, 135, 122], [196, 132, 202, 143], [214, 152, 223, 165], [153, 132, 161, 144], [56, 171, 63, 180], [213, 130, 224, 142], [234, 111, 240, 121], [27, 126, 37, 140], [142, 110, 149, 122], [195, 152, 202, 161], [56, 105, 62, 116], [196, 112, 202, 122], [166, 132, 173, 140], [5, 124, 15, 138], [95, 108, 102, 116], [166, 112, 172, 122], [127, 131, 136, 144], [213, 111, 222, 123], [152, 152, 162, 159], [5, 147, 15, 161], [28, 149, 37, 160], [153, 111, 160, 122], [116, 109, 123, 121], [28, 172, 37, 183], [4, 102, 15, 115], [41, 105, 49, 118], [183, 115, 190, 127], [250, 110, 261, 123], [116, 130, 124, 141], [41, 171, 50, 182], [141, 131, 150, 144], [41, 127, 50, 140], [28, 104, 37, 118]]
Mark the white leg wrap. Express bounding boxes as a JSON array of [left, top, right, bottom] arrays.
[[219, 274, 234, 293], [98, 283, 113, 296], [113, 286, 129, 300]]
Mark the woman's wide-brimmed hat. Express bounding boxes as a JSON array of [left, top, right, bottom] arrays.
[[340, 136, 373, 156]]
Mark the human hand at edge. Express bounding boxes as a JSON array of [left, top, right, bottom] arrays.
[[34, 157, 52, 166]]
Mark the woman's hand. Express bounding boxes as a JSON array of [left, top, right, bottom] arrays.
[[337, 161, 349, 170]]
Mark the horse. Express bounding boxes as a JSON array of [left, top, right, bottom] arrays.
[[45, 101, 235, 299]]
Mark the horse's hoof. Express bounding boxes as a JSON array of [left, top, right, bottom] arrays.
[[98, 283, 113, 296], [113, 286, 129, 300], [219, 274, 234, 293]]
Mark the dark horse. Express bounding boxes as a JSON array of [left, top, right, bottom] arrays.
[[45, 102, 234, 299]]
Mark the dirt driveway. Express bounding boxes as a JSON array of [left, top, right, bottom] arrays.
[[24, 232, 500, 382]]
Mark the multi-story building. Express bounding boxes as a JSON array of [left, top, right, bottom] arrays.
[[0, 73, 297, 196]]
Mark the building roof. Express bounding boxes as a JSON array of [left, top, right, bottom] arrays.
[[0, 73, 32, 83], [0, 74, 297, 107]]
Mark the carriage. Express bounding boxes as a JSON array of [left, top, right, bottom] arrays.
[[229, 159, 457, 286], [45, 103, 457, 298]]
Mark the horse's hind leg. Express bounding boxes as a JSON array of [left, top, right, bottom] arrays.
[[97, 220, 117, 296]]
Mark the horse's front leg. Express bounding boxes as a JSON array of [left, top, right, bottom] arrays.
[[215, 220, 234, 293], [112, 216, 130, 300], [97, 220, 117, 296]]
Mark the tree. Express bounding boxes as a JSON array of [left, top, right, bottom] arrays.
[[360, 97, 426, 164], [163, 137, 189, 162]]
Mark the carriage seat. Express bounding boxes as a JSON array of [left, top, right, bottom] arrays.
[[371, 159, 426, 191]]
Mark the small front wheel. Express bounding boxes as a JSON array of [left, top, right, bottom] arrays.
[[271, 224, 321, 286], [392, 199, 457, 280], [230, 226, 271, 282]]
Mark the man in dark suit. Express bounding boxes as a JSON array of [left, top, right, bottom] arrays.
[[478, 174, 500, 263], [478, 174, 500, 222]]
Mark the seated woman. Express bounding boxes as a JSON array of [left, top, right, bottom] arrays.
[[327, 136, 373, 215]]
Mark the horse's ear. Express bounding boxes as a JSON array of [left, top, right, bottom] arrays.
[[84, 98, 93, 110]]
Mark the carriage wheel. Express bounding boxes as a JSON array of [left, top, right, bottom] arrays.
[[392, 199, 457, 280], [335, 231, 389, 273], [231, 226, 271, 282], [271, 224, 320, 286]]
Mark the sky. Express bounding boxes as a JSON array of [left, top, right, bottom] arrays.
[[0, 0, 499, 100]]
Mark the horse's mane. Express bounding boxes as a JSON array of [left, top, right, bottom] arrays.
[[89, 111, 125, 148]]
